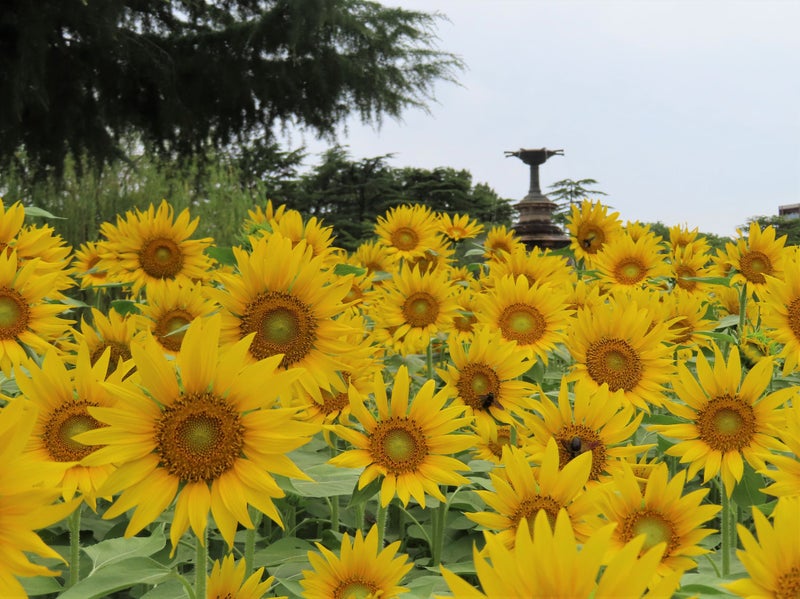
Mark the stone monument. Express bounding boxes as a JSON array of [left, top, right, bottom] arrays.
[[504, 148, 570, 250]]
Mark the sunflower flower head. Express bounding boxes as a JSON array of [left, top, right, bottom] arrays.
[[566, 199, 623, 265], [374, 204, 440, 261], [329, 365, 473, 508], [437, 212, 484, 241], [207, 553, 283, 599], [300, 525, 413, 599], [650, 344, 793, 496], [723, 221, 788, 296], [78, 314, 319, 552], [760, 249, 800, 374]]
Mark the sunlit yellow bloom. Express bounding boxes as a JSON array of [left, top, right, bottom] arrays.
[[670, 242, 714, 294], [78, 315, 318, 551], [242, 199, 287, 234], [598, 462, 719, 579], [97, 200, 213, 295], [592, 231, 670, 289], [475, 274, 572, 364], [0, 249, 73, 376], [470, 419, 525, 465], [0, 399, 79, 597], [567, 296, 674, 410], [445, 285, 480, 344], [67, 307, 141, 377], [207, 553, 283, 599], [722, 221, 788, 296], [17, 344, 128, 510], [566, 200, 622, 265], [300, 525, 413, 599], [625, 220, 663, 244], [724, 496, 800, 599], [650, 345, 792, 496], [668, 223, 710, 254], [760, 251, 800, 374], [437, 212, 484, 241], [437, 326, 536, 424], [466, 440, 601, 548], [369, 263, 460, 355], [524, 379, 649, 483], [329, 366, 473, 508], [405, 234, 455, 274], [438, 509, 680, 599], [135, 280, 217, 355], [354, 238, 400, 278], [374, 204, 440, 261], [209, 233, 357, 402], [565, 278, 605, 312], [486, 245, 574, 289], [258, 208, 339, 264], [72, 241, 109, 289], [660, 288, 716, 350], [761, 398, 800, 499], [482, 224, 524, 262]]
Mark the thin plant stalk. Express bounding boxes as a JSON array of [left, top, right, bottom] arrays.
[[430, 496, 448, 567], [67, 503, 83, 588], [720, 481, 737, 577], [244, 508, 263, 576], [426, 342, 434, 381], [376, 500, 388, 549], [195, 527, 208, 599]]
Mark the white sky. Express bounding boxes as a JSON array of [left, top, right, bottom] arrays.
[[293, 0, 800, 237]]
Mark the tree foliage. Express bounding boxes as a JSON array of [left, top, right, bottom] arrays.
[[0, 0, 462, 175], [745, 214, 800, 246], [546, 178, 608, 224]]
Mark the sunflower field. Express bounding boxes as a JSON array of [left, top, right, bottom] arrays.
[[0, 197, 798, 598]]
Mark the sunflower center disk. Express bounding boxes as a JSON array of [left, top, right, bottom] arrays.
[[624, 511, 678, 554], [334, 579, 378, 599], [371, 418, 427, 475], [44, 401, 101, 461], [499, 303, 545, 345], [140, 237, 184, 279], [668, 317, 693, 344], [457, 363, 500, 410], [391, 227, 419, 251], [615, 259, 646, 285], [697, 396, 757, 452], [0, 290, 29, 337], [514, 495, 563, 533], [402, 292, 439, 327], [556, 425, 606, 479], [155, 310, 193, 352], [157, 393, 244, 483], [242, 291, 317, 367], [775, 566, 800, 599], [675, 266, 697, 291], [787, 298, 800, 341], [740, 250, 772, 284], [586, 338, 643, 392]]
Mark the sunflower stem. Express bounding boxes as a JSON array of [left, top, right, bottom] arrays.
[[194, 527, 208, 599], [329, 444, 340, 533], [426, 342, 434, 381], [67, 503, 83, 588], [720, 483, 732, 577], [244, 508, 262, 577], [430, 496, 448, 567], [376, 500, 388, 549], [737, 283, 747, 337]]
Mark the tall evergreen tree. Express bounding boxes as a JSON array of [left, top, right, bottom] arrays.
[[0, 0, 462, 175]]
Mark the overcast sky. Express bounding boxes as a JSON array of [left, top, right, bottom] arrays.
[[295, 0, 800, 237]]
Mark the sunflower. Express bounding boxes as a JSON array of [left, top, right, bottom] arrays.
[[438, 509, 681, 599], [300, 525, 413, 599], [592, 231, 670, 289], [209, 233, 357, 402], [405, 234, 455, 274], [207, 554, 282, 599], [475, 274, 572, 365], [263, 208, 338, 265], [16, 344, 128, 510], [0, 399, 79, 598], [523, 379, 649, 483], [760, 398, 800, 499], [68, 307, 141, 377], [660, 288, 716, 350], [486, 245, 575, 290], [668, 223, 710, 254], [329, 365, 473, 508], [722, 221, 788, 297], [670, 242, 714, 294], [650, 345, 793, 496], [242, 199, 287, 235], [354, 238, 400, 278], [566, 199, 622, 265], [437, 212, 484, 241], [760, 251, 800, 374], [78, 315, 319, 550], [565, 278, 605, 313], [567, 295, 674, 410], [482, 225, 524, 262], [368, 262, 460, 355], [97, 200, 213, 295], [0, 249, 73, 376], [625, 220, 663, 244], [466, 440, 602, 548], [135, 280, 217, 355], [724, 496, 800, 599], [597, 462, 719, 579], [374, 204, 441, 261], [470, 419, 526, 465], [437, 325, 537, 424], [72, 241, 109, 289], [445, 285, 480, 345]]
